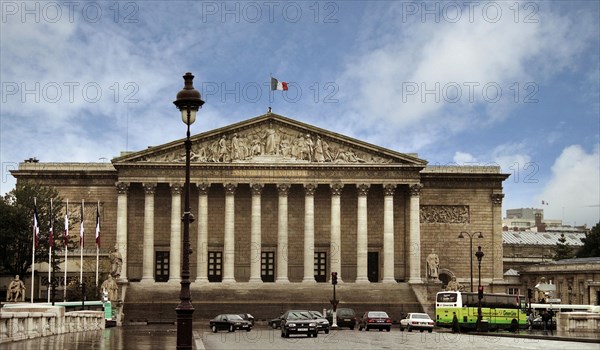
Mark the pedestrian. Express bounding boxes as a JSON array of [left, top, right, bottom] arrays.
[[452, 312, 460, 333], [527, 311, 534, 331], [542, 310, 549, 334]]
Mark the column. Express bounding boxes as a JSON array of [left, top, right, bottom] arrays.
[[195, 183, 210, 283], [382, 184, 396, 283], [276, 184, 290, 283], [169, 183, 182, 282], [355, 184, 370, 283], [141, 183, 156, 282], [303, 184, 316, 283], [249, 183, 264, 283], [330, 184, 343, 283], [115, 182, 129, 282], [408, 184, 423, 284], [491, 193, 505, 283], [222, 183, 237, 283]]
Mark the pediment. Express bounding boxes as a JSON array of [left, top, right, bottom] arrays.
[[112, 113, 427, 166]]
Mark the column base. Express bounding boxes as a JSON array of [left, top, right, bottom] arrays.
[[408, 277, 423, 284], [248, 277, 263, 283], [194, 277, 209, 284], [302, 278, 316, 283], [139, 277, 155, 284], [222, 277, 236, 283], [276, 278, 290, 283], [382, 277, 396, 283], [355, 277, 370, 283]]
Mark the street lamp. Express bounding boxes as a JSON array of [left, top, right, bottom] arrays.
[[475, 246, 484, 331], [458, 231, 483, 292], [173, 72, 204, 350]]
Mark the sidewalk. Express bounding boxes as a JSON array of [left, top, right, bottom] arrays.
[[447, 329, 600, 344]]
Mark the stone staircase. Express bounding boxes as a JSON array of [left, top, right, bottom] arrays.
[[123, 282, 424, 324]]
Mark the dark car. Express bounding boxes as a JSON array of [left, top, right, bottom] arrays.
[[280, 310, 318, 338], [309, 310, 330, 334], [358, 311, 392, 332], [238, 313, 255, 326], [326, 308, 356, 329], [270, 312, 284, 329], [209, 314, 252, 333]]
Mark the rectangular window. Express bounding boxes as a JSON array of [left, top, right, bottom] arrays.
[[155, 251, 169, 282], [208, 251, 222, 282], [507, 288, 519, 295], [314, 252, 327, 282], [261, 251, 275, 282]]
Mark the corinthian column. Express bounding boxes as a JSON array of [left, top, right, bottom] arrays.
[[303, 184, 316, 283], [169, 183, 183, 283], [382, 184, 396, 283], [222, 183, 237, 283], [355, 184, 370, 283], [408, 184, 423, 284], [141, 183, 156, 282], [195, 183, 210, 283], [115, 182, 129, 282], [249, 183, 264, 283], [276, 184, 290, 283], [330, 184, 343, 283]]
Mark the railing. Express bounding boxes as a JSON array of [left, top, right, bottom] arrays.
[[0, 305, 104, 343]]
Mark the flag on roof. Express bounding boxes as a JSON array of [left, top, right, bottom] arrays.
[[270, 77, 288, 91], [95, 204, 100, 247]]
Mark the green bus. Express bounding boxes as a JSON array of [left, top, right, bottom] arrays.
[[435, 291, 528, 332]]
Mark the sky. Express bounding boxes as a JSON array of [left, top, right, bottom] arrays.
[[1, 0, 599, 227]]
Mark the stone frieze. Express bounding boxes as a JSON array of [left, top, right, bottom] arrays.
[[420, 205, 470, 224]]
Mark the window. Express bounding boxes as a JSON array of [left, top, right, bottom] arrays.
[[155, 251, 169, 282], [314, 252, 327, 282], [208, 251, 222, 282], [261, 251, 275, 282], [507, 288, 519, 295]]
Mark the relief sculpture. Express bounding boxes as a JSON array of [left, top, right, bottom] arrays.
[[420, 205, 470, 224]]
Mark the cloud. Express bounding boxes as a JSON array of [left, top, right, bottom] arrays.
[[537, 145, 600, 227]]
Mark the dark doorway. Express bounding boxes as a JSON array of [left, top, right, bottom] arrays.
[[261, 251, 275, 282], [368, 252, 379, 282], [314, 252, 327, 282], [155, 251, 169, 282], [208, 251, 223, 282], [596, 290, 600, 305]]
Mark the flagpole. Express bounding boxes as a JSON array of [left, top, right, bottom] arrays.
[[31, 197, 37, 303], [80, 200, 84, 287], [95, 201, 99, 288], [64, 199, 69, 302], [48, 198, 53, 303]]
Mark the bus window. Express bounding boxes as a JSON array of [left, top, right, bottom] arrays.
[[437, 292, 458, 303]]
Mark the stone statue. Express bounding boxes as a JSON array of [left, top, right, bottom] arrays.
[[7, 275, 26, 302], [101, 275, 119, 301], [445, 276, 461, 291], [110, 246, 123, 278], [426, 250, 440, 279]]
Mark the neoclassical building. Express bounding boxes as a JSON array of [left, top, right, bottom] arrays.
[[12, 113, 509, 308]]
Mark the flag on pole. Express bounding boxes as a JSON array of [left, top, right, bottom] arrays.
[[95, 204, 100, 247], [33, 203, 40, 248], [49, 199, 54, 247], [80, 201, 84, 248], [270, 77, 288, 91], [64, 203, 69, 246]]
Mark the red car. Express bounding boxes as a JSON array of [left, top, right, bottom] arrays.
[[358, 311, 392, 332]]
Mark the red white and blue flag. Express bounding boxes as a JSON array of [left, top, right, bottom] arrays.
[[64, 205, 69, 246], [33, 204, 40, 248], [49, 200, 54, 247], [270, 77, 288, 91], [95, 204, 100, 247], [80, 201, 84, 248]]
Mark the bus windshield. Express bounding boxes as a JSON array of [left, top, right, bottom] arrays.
[[436, 292, 458, 303]]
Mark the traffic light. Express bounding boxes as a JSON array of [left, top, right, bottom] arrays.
[[331, 272, 338, 285], [478, 285, 484, 300], [527, 288, 533, 300]]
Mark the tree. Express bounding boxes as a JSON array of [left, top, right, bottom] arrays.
[[577, 222, 600, 258], [0, 183, 67, 277], [553, 233, 575, 261]]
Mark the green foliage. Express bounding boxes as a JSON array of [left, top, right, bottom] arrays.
[[0, 183, 66, 276], [577, 222, 600, 258], [553, 233, 575, 261]]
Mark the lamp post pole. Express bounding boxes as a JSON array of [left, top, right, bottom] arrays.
[[173, 72, 204, 350], [458, 231, 483, 292], [475, 246, 484, 331]]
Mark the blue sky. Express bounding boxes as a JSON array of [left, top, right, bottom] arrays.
[[1, 1, 599, 227]]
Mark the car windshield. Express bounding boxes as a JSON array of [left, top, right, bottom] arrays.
[[411, 313, 431, 320], [368, 312, 389, 318], [337, 309, 354, 316], [310, 311, 323, 318], [287, 311, 312, 320], [225, 314, 243, 320]]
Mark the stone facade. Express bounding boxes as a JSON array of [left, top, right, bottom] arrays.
[[11, 114, 509, 298]]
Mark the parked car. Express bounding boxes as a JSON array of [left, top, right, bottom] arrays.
[[270, 312, 284, 329], [209, 314, 252, 333], [399, 313, 435, 333], [358, 311, 392, 332], [280, 310, 318, 338], [238, 313, 255, 326], [309, 311, 330, 334], [326, 308, 356, 329]]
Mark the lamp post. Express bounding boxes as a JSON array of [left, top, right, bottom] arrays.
[[458, 231, 483, 292], [173, 72, 204, 350], [475, 246, 484, 331]]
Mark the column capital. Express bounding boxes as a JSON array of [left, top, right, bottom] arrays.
[[197, 182, 210, 195], [491, 193, 504, 206], [143, 183, 156, 195], [383, 184, 396, 196], [170, 183, 183, 195], [116, 182, 129, 194], [277, 183, 291, 196], [304, 183, 317, 196], [224, 182, 237, 195], [330, 183, 343, 196], [250, 183, 264, 195], [409, 183, 423, 197], [357, 183, 370, 196]]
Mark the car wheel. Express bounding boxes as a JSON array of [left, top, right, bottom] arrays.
[[408, 326, 412, 332], [271, 322, 278, 329], [314, 332, 318, 338], [325, 330, 329, 334], [387, 327, 391, 332], [211, 325, 217, 333], [350, 326, 355, 330], [228, 324, 234, 332], [246, 328, 251, 332], [400, 327, 404, 332], [428, 329, 432, 333]]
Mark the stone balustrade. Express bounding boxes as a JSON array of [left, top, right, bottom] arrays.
[[0, 305, 104, 343], [557, 312, 600, 333]]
